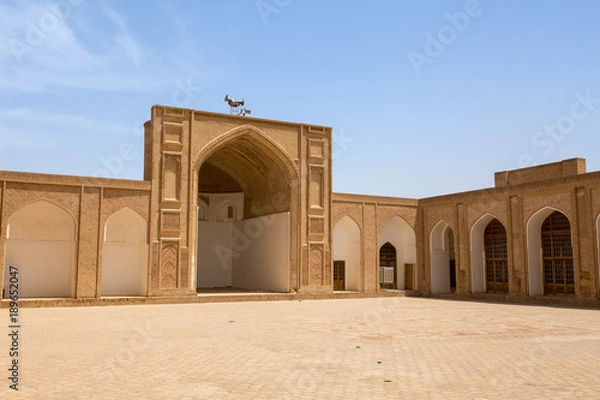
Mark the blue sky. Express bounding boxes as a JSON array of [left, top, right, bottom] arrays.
[[1, 0, 599, 198]]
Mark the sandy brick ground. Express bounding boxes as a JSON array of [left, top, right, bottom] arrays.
[[2, 297, 600, 399]]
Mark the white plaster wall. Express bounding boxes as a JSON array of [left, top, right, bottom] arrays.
[[197, 221, 233, 288], [333, 216, 361, 291], [101, 208, 148, 296], [431, 251, 451, 293], [232, 212, 289, 292], [4, 201, 75, 298], [378, 216, 417, 289], [430, 221, 451, 294]]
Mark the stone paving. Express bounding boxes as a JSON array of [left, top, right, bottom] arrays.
[[2, 297, 600, 399]]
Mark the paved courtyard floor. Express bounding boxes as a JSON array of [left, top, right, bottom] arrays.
[[2, 297, 600, 399]]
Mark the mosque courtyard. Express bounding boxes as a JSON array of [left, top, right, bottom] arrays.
[[3, 296, 600, 399]]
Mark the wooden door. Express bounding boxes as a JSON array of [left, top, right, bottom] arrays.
[[333, 261, 345, 291]]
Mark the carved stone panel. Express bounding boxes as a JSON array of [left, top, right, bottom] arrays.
[[150, 243, 159, 290], [161, 210, 181, 233], [308, 138, 324, 161], [309, 167, 324, 210], [163, 123, 183, 146], [161, 241, 179, 289], [309, 244, 324, 286], [162, 155, 181, 202], [309, 216, 324, 238], [179, 247, 188, 288]]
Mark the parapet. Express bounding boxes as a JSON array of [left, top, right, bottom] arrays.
[[494, 158, 587, 187]]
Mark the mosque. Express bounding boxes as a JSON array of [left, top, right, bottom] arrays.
[[1, 105, 599, 306]]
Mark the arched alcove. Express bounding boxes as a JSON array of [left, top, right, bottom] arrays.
[[527, 207, 573, 296], [597, 214, 600, 294], [101, 208, 148, 296], [3, 201, 75, 298], [194, 129, 296, 293], [471, 215, 508, 293], [378, 216, 417, 290], [333, 216, 361, 291], [430, 221, 455, 294]]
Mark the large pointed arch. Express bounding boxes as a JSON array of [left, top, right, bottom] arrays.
[[101, 208, 148, 297], [192, 125, 299, 293], [527, 207, 572, 296], [430, 220, 455, 294], [333, 215, 361, 291], [378, 216, 416, 290], [470, 214, 508, 293], [597, 213, 600, 295], [3, 200, 75, 298]]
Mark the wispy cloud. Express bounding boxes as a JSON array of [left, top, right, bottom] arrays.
[[0, 126, 56, 151], [99, 3, 145, 68], [0, 108, 131, 136], [0, 1, 181, 94]]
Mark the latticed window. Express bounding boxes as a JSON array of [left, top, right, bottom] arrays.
[[484, 219, 509, 293], [541, 211, 574, 295], [447, 229, 456, 290], [379, 242, 396, 289]]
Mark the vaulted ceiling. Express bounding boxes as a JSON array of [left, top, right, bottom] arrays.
[[199, 136, 291, 218]]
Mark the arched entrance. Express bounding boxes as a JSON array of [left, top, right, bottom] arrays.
[[379, 242, 397, 289], [484, 219, 509, 293], [101, 208, 148, 296], [3, 201, 75, 298], [378, 216, 417, 290], [193, 130, 296, 293], [333, 216, 361, 291], [430, 221, 455, 294], [527, 208, 573, 296], [541, 211, 574, 295], [470, 215, 508, 293], [597, 214, 600, 293]]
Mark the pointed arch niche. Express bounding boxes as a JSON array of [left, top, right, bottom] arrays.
[[101, 208, 148, 296], [471, 215, 508, 293], [3, 201, 75, 298], [378, 216, 417, 290], [430, 221, 456, 294], [527, 208, 573, 296], [333, 216, 361, 291], [597, 214, 600, 293]]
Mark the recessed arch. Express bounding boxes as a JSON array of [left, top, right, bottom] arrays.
[[101, 208, 148, 297], [215, 200, 240, 222], [333, 215, 361, 291], [198, 199, 209, 222], [193, 125, 297, 177], [3, 200, 75, 298], [597, 213, 600, 295], [527, 207, 572, 296], [379, 242, 397, 289], [193, 126, 298, 293], [430, 220, 455, 294], [470, 214, 508, 293], [378, 216, 416, 290]]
